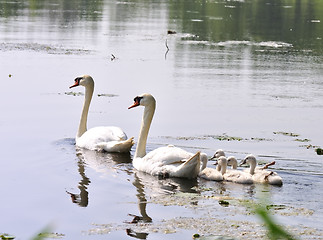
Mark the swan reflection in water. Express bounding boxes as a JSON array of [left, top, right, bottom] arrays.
[[66, 146, 263, 239], [126, 171, 199, 239], [66, 157, 91, 207], [66, 147, 132, 207]]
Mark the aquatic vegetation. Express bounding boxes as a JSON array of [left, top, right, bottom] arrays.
[[163, 134, 273, 142], [299, 144, 321, 153], [218, 200, 230, 207], [294, 138, 310, 142], [0, 43, 91, 55], [97, 93, 118, 97], [316, 148, 323, 155], [0, 234, 15, 240], [87, 190, 321, 239], [193, 233, 200, 238], [33, 232, 64, 239], [64, 91, 84, 96], [273, 132, 299, 137], [0, 228, 63, 240], [63, 92, 118, 98], [266, 204, 287, 211], [208, 134, 245, 141]]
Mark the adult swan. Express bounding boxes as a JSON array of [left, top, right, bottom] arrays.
[[70, 75, 134, 152], [128, 93, 200, 178]]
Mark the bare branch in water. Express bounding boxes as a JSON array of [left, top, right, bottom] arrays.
[[165, 39, 169, 60]]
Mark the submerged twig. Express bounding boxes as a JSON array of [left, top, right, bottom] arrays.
[[165, 39, 169, 60]]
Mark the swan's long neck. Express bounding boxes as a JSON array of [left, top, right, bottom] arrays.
[[220, 162, 227, 175], [249, 160, 256, 175], [77, 83, 94, 139], [216, 164, 222, 172], [231, 161, 238, 169], [216, 160, 227, 175], [135, 101, 155, 158], [200, 154, 208, 171]]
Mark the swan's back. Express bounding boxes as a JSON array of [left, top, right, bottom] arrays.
[[76, 126, 133, 152], [133, 146, 200, 179], [199, 167, 223, 181], [252, 170, 283, 186], [223, 169, 253, 184]]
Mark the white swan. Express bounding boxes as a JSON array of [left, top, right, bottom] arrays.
[[227, 156, 238, 169], [70, 75, 134, 152], [241, 154, 283, 186], [128, 93, 200, 178], [223, 156, 253, 184], [199, 155, 226, 181], [211, 149, 225, 159]]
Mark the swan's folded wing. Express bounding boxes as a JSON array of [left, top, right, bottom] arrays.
[[144, 146, 195, 166], [95, 137, 134, 153]]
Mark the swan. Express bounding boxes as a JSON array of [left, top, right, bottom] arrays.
[[199, 155, 227, 181], [70, 75, 134, 152], [128, 93, 200, 178], [241, 154, 283, 186], [223, 156, 253, 184], [210, 149, 225, 159], [227, 156, 238, 169]]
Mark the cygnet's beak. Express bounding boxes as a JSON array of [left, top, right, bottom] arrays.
[[239, 159, 246, 166], [213, 160, 219, 166], [209, 154, 217, 160]]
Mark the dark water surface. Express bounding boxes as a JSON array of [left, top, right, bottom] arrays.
[[0, 0, 322, 239]]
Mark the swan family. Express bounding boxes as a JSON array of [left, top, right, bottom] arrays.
[[69, 75, 283, 184]]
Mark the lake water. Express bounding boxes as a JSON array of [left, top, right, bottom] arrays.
[[0, 0, 322, 239]]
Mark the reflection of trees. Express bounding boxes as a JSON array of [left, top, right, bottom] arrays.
[[1, 0, 322, 51], [0, 0, 103, 24], [168, 0, 323, 51]]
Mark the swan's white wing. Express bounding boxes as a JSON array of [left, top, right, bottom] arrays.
[[224, 169, 253, 184], [133, 146, 200, 178], [143, 146, 193, 166], [199, 167, 223, 181], [76, 126, 131, 151], [251, 169, 283, 185]]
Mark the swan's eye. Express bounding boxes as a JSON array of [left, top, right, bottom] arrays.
[[128, 96, 144, 109], [134, 96, 143, 104], [75, 77, 82, 85]]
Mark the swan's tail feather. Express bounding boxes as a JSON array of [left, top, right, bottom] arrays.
[[173, 151, 200, 178], [96, 137, 135, 153], [267, 175, 283, 186], [183, 151, 200, 166]]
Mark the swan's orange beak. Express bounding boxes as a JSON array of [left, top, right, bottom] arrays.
[[70, 77, 81, 88], [128, 102, 139, 109], [128, 98, 140, 109], [69, 82, 79, 88]]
